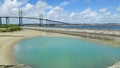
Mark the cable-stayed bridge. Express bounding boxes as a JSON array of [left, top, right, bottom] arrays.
[[0, 11, 70, 26]]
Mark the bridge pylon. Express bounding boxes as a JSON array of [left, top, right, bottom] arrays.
[[19, 10, 23, 26], [0, 17, 2, 25], [6, 17, 10, 24], [39, 13, 43, 26]]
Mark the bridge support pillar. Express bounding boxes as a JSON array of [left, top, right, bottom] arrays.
[[21, 17, 23, 26], [39, 19, 42, 26], [47, 20, 49, 26], [19, 17, 23, 26], [46, 20, 49, 26], [19, 10, 23, 26], [6, 17, 10, 25], [0, 17, 2, 25], [49, 20, 52, 26]]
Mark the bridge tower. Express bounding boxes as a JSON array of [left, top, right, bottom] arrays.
[[6, 17, 10, 24], [19, 10, 23, 26], [0, 17, 2, 25]]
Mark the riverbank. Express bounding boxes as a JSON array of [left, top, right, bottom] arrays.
[[0, 28, 120, 67]]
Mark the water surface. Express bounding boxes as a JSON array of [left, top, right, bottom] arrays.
[[14, 36, 120, 68], [46, 25, 120, 30]]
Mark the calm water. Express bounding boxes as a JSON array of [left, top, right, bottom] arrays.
[[47, 25, 120, 30], [14, 36, 120, 68]]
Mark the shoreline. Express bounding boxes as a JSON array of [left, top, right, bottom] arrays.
[[22, 27, 120, 46], [0, 28, 120, 67]]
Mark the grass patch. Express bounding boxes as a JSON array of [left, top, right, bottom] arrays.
[[0, 24, 21, 32]]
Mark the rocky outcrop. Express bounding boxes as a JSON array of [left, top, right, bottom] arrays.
[[0, 64, 31, 68], [108, 62, 120, 68]]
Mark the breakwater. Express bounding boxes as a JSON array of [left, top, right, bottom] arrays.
[[22, 27, 120, 41]]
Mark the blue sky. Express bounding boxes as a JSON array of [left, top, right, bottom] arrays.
[[28, 0, 120, 12], [0, 0, 120, 23]]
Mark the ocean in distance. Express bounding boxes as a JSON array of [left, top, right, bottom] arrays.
[[45, 25, 120, 30]]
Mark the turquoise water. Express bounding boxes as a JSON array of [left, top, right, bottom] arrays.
[[14, 36, 120, 68]]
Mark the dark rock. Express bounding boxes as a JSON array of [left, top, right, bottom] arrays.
[[0, 64, 31, 68]]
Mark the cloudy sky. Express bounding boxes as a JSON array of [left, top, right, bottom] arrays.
[[0, 0, 120, 24]]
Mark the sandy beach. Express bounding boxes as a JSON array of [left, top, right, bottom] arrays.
[[0, 28, 120, 67], [0, 29, 48, 65], [0, 29, 80, 65]]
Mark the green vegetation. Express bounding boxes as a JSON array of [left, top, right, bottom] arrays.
[[0, 24, 21, 32]]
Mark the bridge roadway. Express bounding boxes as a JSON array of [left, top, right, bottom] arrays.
[[0, 16, 70, 26]]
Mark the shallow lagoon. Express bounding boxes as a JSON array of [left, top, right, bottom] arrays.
[[14, 36, 120, 68]]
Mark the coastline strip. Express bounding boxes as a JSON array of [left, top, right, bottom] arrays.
[[22, 27, 120, 45]]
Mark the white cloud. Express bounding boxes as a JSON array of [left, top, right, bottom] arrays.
[[70, 12, 75, 17], [0, 0, 19, 16], [60, 1, 70, 6], [22, 1, 52, 17], [117, 6, 120, 12], [48, 6, 63, 15], [15, 0, 29, 7], [47, 6, 66, 21], [99, 8, 108, 13], [22, 3, 33, 12]]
